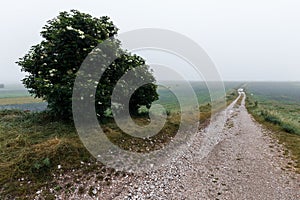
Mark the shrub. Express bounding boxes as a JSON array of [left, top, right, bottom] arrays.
[[17, 10, 158, 120]]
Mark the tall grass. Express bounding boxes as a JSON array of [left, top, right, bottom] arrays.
[[0, 110, 93, 198]]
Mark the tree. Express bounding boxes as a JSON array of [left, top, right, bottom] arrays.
[[17, 10, 158, 120]]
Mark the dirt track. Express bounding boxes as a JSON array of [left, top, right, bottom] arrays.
[[56, 92, 300, 199]]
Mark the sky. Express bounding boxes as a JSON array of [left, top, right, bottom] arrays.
[[1, 0, 300, 84]]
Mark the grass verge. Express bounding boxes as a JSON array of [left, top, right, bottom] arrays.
[[235, 93, 243, 107], [246, 94, 300, 173]]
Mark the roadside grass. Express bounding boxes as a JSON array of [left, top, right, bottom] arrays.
[[246, 95, 300, 173], [0, 90, 238, 198], [0, 110, 93, 198], [235, 93, 244, 107], [226, 90, 239, 106]]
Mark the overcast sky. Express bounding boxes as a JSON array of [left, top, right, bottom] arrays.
[[1, 0, 300, 84]]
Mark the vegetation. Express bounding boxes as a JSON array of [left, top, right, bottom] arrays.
[[0, 82, 239, 198], [0, 110, 92, 198], [245, 82, 300, 173], [17, 10, 158, 120], [0, 89, 29, 99], [235, 93, 244, 107]]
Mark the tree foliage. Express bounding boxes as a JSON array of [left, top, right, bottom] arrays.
[[17, 10, 158, 119]]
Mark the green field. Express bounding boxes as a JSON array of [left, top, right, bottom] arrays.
[[153, 81, 240, 112], [0, 90, 30, 99], [246, 82, 300, 172], [246, 82, 300, 135], [0, 82, 241, 111], [0, 84, 30, 98]]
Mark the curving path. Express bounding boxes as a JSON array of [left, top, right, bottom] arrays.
[[53, 92, 300, 200]]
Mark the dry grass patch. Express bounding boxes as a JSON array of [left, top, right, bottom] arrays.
[[0, 96, 44, 105]]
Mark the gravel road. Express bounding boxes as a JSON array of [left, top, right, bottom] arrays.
[[51, 92, 300, 199]]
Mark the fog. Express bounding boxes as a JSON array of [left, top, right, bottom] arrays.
[[1, 0, 300, 85]]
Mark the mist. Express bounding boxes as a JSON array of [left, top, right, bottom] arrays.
[[1, 0, 300, 85]]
